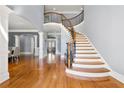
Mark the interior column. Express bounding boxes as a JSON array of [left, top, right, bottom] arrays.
[[34, 35, 38, 56], [39, 32, 44, 59], [14, 35, 20, 47], [56, 35, 59, 54]]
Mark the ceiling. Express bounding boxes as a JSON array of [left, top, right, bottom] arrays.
[[44, 5, 83, 13], [9, 13, 36, 30]]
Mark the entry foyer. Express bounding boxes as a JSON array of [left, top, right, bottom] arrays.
[[0, 5, 124, 88]]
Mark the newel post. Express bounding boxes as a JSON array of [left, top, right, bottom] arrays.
[[66, 42, 71, 68]]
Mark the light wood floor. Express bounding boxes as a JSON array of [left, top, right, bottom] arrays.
[[0, 54, 124, 88]]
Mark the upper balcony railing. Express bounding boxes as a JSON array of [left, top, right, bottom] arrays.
[[44, 10, 84, 27], [62, 10, 84, 27]]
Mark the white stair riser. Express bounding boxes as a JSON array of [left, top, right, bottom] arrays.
[[76, 50, 97, 53], [76, 44, 91, 46], [74, 59, 102, 62], [76, 41, 89, 43], [76, 38, 88, 40], [72, 64, 107, 68], [66, 69, 110, 77], [75, 54, 100, 57], [76, 39, 89, 42], [76, 47, 94, 49]]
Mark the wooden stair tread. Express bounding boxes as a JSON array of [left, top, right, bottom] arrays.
[[72, 67, 110, 73], [76, 49, 95, 50], [76, 57, 101, 59], [76, 38, 88, 40], [76, 37, 88, 40], [76, 52, 97, 54], [76, 45, 92, 47], [76, 35, 86, 37], [67, 73, 110, 81], [76, 40, 88, 41], [76, 42, 90, 44], [74, 61, 105, 65]]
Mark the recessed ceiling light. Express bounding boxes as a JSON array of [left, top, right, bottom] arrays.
[[53, 8, 56, 11], [80, 8, 83, 10]]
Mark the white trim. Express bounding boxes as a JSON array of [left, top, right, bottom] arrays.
[[72, 63, 107, 69], [9, 29, 38, 32], [0, 72, 9, 84], [66, 68, 110, 77], [76, 50, 97, 53], [75, 54, 100, 57], [76, 47, 94, 50], [74, 58, 102, 62], [76, 44, 91, 46], [111, 71, 124, 83], [20, 52, 33, 55]]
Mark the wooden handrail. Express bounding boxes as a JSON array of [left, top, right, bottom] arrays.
[[62, 10, 84, 21]]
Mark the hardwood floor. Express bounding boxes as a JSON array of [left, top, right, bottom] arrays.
[[0, 54, 124, 88]]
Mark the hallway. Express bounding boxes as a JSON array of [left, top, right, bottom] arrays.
[[0, 55, 124, 88]]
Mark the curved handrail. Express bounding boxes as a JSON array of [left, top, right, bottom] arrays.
[[62, 10, 84, 21], [62, 10, 84, 26]]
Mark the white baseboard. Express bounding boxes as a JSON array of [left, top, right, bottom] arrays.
[[0, 72, 9, 84], [20, 52, 33, 55], [111, 71, 124, 83], [66, 68, 110, 77]]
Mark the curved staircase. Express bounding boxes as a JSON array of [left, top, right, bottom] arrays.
[[66, 32, 111, 81], [44, 10, 111, 81]]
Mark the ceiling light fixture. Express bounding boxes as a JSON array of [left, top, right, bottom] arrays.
[[53, 8, 56, 11], [80, 8, 83, 10]]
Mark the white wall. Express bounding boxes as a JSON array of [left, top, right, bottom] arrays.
[[61, 24, 70, 57], [84, 5, 124, 75], [0, 6, 11, 84], [74, 21, 84, 32]]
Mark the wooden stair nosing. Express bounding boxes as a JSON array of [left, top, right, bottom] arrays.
[[76, 52, 97, 54], [74, 61, 105, 65], [76, 45, 92, 47], [72, 67, 110, 73], [76, 42, 90, 44], [66, 73, 110, 81], [75, 57, 101, 59], [76, 40, 88, 41], [76, 49, 95, 50]]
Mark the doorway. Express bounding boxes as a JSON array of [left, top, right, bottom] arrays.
[[47, 39, 56, 54], [20, 35, 35, 55]]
